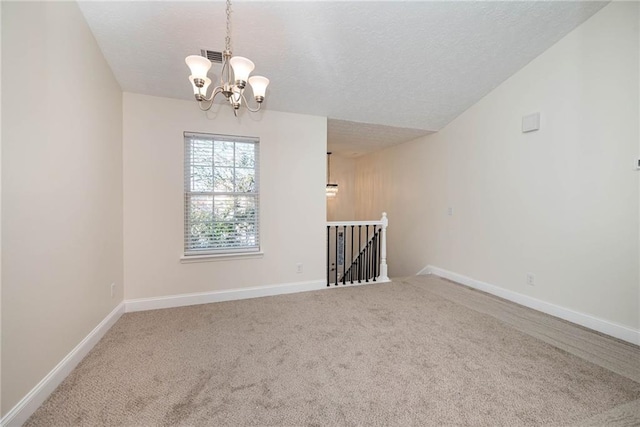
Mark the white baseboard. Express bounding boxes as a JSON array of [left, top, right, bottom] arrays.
[[125, 277, 393, 313], [1, 303, 125, 427], [125, 279, 327, 312], [416, 265, 432, 276], [420, 265, 640, 346]]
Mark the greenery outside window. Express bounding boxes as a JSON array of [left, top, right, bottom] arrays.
[[184, 132, 259, 256]]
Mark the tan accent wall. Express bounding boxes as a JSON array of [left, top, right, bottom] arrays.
[[1, 1, 124, 415]]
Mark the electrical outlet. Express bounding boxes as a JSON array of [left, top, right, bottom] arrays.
[[526, 273, 535, 286], [296, 263, 303, 274], [110, 283, 115, 298], [447, 207, 453, 216]]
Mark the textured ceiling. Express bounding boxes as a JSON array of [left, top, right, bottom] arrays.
[[78, 1, 608, 152], [328, 119, 433, 158]]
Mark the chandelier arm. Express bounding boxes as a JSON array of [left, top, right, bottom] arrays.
[[197, 87, 222, 111], [201, 86, 222, 102], [203, 86, 223, 102], [240, 92, 262, 113]]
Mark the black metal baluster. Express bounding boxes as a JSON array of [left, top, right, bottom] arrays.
[[364, 227, 367, 283], [365, 225, 370, 282], [369, 232, 373, 279], [350, 225, 354, 284], [369, 234, 372, 282], [342, 226, 346, 285], [377, 229, 380, 277], [372, 230, 377, 281], [334, 226, 338, 286], [375, 229, 380, 278], [364, 234, 368, 282], [358, 225, 362, 283], [378, 227, 382, 275], [326, 225, 330, 287], [377, 229, 380, 278]]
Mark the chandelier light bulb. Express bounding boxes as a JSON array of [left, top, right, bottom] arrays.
[[248, 76, 269, 101], [185, 55, 212, 81], [229, 56, 255, 87]]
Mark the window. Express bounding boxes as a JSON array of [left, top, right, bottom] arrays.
[[184, 132, 259, 256]]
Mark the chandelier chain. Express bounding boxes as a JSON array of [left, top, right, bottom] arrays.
[[225, 0, 232, 52]]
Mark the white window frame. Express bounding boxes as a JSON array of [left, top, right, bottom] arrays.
[[182, 132, 261, 261]]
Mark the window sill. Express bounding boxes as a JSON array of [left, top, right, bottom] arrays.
[[180, 251, 264, 264]]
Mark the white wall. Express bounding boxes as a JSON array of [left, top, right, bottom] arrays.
[[355, 138, 446, 277], [356, 2, 639, 331], [123, 93, 326, 299], [1, 0, 4, 413], [637, 6, 640, 339], [1, 1, 123, 416]]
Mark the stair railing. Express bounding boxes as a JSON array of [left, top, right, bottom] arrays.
[[326, 212, 389, 286]]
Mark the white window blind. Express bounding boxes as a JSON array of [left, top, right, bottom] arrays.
[[184, 132, 260, 256]]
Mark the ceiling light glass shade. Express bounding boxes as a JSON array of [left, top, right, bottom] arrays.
[[232, 88, 242, 104], [229, 56, 255, 83], [326, 184, 339, 198], [185, 55, 212, 80], [248, 76, 269, 99], [189, 76, 211, 95]]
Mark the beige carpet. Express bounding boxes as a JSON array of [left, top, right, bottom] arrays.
[[26, 275, 640, 426]]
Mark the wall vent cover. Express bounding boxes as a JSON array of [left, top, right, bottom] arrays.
[[200, 49, 223, 63]]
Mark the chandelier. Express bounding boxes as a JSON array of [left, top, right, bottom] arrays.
[[326, 152, 338, 198], [184, 0, 269, 115]]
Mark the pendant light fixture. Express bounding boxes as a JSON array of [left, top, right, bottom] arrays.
[[184, 0, 269, 116], [326, 152, 339, 198]]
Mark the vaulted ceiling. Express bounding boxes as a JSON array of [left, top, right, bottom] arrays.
[[78, 1, 608, 156]]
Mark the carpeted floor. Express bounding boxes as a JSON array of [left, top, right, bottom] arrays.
[[26, 275, 640, 426]]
